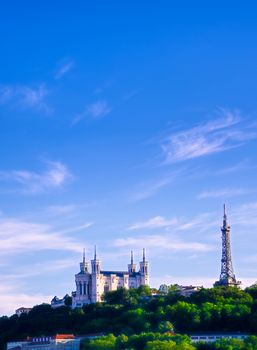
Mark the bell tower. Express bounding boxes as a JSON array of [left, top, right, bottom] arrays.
[[80, 248, 89, 273], [91, 246, 101, 302], [128, 250, 136, 273], [139, 248, 149, 285]]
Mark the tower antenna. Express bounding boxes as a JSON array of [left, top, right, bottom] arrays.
[[215, 205, 241, 287]]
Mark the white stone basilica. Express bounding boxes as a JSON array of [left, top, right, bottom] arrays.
[[71, 248, 149, 308]]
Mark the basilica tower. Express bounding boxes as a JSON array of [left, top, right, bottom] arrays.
[[91, 246, 101, 302], [139, 248, 149, 285], [128, 251, 136, 273]]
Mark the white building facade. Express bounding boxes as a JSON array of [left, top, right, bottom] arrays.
[[72, 248, 149, 308]]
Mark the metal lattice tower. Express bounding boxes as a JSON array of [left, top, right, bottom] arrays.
[[214, 205, 241, 287]]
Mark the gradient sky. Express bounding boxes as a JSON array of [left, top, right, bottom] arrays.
[[1, 1, 257, 315]]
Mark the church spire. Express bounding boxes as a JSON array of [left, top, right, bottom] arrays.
[[91, 245, 100, 275], [80, 247, 88, 273], [94, 245, 97, 260], [128, 250, 136, 273], [140, 248, 149, 284], [83, 248, 85, 264]]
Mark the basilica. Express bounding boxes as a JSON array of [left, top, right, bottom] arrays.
[[71, 248, 149, 308]]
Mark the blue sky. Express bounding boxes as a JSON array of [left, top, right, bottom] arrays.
[[1, 1, 257, 315]]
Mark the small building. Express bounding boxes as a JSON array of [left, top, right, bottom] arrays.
[[7, 334, 80, 350], [190, 333, 249, 343], [51, 294, 70, 309], [15, 308, 32, 317], [158, 284, 201, 297], [176, 285, 202, 297]]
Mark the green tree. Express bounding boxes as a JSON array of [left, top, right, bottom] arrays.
[[145, 340, 176, 349], [167, 302, 200, 332], [157, 321, 174, 333], [82, 334, 116, 350]]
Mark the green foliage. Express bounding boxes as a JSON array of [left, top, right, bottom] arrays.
[[1, 286, 257, 350], [82, 334, 257, 350], [157, 321, 174, 333], [159, 285, 180, 296], [82, 334, 116, 349], [145, 340, 177, 349]]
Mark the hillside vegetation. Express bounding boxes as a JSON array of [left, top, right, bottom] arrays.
[[1, 285, 257, 350]]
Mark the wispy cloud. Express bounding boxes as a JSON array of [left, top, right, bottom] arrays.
[[128, 216, 178, 230], [46, 204, 77, 215], [198, 188, 252, 199], [87, 100, 111, 118], [150, 276, 255, 289], [114, 235, 213, 252], [0, 84, 52, 114], [55, 59, 74, 80], [161, 109, 257, 163], [4, 259, 78, 281], [94, 80, 113, 95], [0, 217, 82, 254], [230, 202, 257, 227], [130, 173, 179, 201], [128, 212, 218, 233], [0, 285, 52, 316], [60, 222, 94, 234], [0, 160, 72, 194], [72, 100, 111, 125], [216, 162, 251, 175], [150, 275, 215, 289]]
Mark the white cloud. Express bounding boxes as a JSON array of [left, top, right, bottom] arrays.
[[150, 275, 256, 290], [216, 162, 253, 175], [114, 235, 213, 252], [128, 216, 178, 230], [46, 204, 77, 215], [0, 84, 52, 114], [0, 217, 82, 254], [4, 258, 78, 281], [0, 85, 13, 104], [161, 109, 257, 163], [150, 275, 215, 288], [230, 202, 257, 226], [72, 100, 111, 125], [128, 212, 218, 233], [60, 222, 94, 234], [87, 100, 111, 118], [130, 175, 177, 201], [0, 160, 72, 194], [0, 288, 52, 316], [198, 188, 251, 199], [55, 59, 74, 79]]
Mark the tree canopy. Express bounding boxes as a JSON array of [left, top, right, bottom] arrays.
[[1, 285, 257, 350]]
